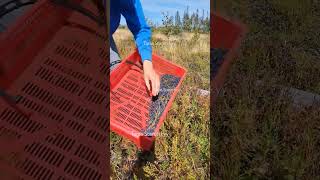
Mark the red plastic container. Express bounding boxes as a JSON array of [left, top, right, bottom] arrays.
[[211, 13, 247, 102], [110, 51, 186, 151], [0, 0, 110, 179]]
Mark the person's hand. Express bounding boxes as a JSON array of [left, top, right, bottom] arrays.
[[143, 60, 160, 96]]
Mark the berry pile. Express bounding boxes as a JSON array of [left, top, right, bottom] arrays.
[[211, 48, 228, 79], [143, 74, 181, 136]]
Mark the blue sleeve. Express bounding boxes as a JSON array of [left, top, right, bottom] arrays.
[[120, 0, 152, 62]]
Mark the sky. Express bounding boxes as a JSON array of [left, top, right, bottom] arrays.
[[120, 0, 210, 26]]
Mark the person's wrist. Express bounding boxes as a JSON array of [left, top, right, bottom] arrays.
[[143, 60, 152, 67], [143, 59, 151, 63]]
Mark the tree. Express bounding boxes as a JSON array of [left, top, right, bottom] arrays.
[[194, 9, 200, 31], [182, 6, 191, 31], [161, 11, 179, 36], [175, 11, 182, 28], [160, 7, 209, 34], [146, 17, 156, 28], [200, 9, 205, 32], [203, 11, 210, 32]]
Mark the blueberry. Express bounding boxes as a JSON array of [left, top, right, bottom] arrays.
[[211, 48, 228, 78], [143, 74, 181, 136]]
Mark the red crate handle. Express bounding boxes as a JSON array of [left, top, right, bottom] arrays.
[[50, 0, 105, 25], [0, 0, 37, 18]]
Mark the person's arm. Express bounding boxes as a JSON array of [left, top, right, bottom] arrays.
[[121, 0, 159, 96], [120, 0, 152, 62]]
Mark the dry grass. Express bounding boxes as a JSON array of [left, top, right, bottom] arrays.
[[113, 28, 209, 54], [212, 0, 320, 179]]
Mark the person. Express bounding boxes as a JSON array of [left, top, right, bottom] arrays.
[[108, 0, 160, 96]]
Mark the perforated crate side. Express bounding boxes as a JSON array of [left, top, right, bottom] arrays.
[[110, 51, 186, 150], [0, 0, 110, 178], [0, 127, 109, 179]]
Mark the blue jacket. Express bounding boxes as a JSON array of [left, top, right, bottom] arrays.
[[108, 0, 152, 62]]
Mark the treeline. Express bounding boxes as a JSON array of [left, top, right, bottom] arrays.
[[156, 7, 210, 35], [119, 6, 210, 35]]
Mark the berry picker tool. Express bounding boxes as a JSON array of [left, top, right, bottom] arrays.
[[110, 51, 187, 151]]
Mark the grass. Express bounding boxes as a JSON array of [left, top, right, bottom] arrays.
[[111, 29, 210, 179], [213, 0, 320, 179]]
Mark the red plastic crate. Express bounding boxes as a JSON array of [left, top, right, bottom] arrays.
[[211, 13, 247, 102], [110, 51, 186, 151], [0, 0, 107, 140], [0, 117, 109, 180], [0, 0, 105, 89], [0, 0, 109, 179]]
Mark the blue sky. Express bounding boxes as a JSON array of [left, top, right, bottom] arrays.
[[120, 0, 210, 25]]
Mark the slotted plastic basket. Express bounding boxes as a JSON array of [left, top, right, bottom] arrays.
[[211, 13, 247, 102], [110, 51, 186, 151], [0, 0, 109, 179]]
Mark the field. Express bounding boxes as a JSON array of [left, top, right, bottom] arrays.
[[213, 0, 320, 179], [111, 29, 210, 179]]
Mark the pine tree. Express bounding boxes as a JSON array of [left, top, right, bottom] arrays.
[[200, 9, 205, 32], [190, 12, 196, 31], [203, 11, 210, 32], [175, 11, 182, 28], [160, 7, 209, 34], [194, 9, 199, 31], [183, 6, 191, 31]]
